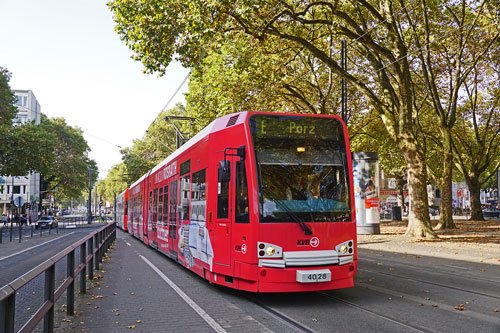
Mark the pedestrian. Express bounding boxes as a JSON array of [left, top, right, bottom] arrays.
[[2, 214, 7, 227]]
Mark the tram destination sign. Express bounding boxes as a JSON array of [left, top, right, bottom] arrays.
[[250, 115, 342, 139]]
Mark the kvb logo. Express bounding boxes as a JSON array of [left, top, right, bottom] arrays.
[[297, 237, 320, 247]]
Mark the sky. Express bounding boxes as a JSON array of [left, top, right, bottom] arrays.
[[0, 0, 189, 179]]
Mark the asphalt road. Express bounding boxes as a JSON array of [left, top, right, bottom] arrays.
[[0, 225, 102, 287], [71, 230, 500, 332]]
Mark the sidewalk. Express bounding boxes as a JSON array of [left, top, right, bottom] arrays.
[[358, 219, 500, 265], [57, 233, 217, 332]]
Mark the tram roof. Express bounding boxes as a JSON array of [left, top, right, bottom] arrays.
[[129, 111, 249, 189]]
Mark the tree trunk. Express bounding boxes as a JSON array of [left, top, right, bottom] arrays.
[[436, 129, 456, 229], [396, 176, 406, 213], [401, 144, 438, 238], [466, 177, 484, 221]]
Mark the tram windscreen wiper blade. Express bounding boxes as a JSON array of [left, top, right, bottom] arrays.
[[262, 186, 313, 235]]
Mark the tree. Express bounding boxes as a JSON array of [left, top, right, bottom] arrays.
[[40, 117, 98, 200], [406, 0, 499, 229], [0, 67, 17, 126], [109, 0, 441, 237], [98, 163, 129, 204], [120, 103, 185, 184], [453, 65, 500, 220]]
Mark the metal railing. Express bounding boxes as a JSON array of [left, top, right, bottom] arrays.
[[0, 216, 105, 244], [0, 222, 116, 332]]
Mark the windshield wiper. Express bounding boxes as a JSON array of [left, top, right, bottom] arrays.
[[262, 186, 312, 235]]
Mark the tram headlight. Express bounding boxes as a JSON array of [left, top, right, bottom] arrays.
[[257, 242, 283, 258], [297, 147, 306, 153], [266, 246, 276, 256], [340, 244, 348, 254]]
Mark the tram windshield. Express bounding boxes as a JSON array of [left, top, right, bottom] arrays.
[[249, 115, 351, 223]]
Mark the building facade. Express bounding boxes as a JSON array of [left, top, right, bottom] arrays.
[[0, 90, 41, 220]]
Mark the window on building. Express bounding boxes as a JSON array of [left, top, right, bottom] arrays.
[[15, 95, 27, 107], [13, 186, 21, 194]]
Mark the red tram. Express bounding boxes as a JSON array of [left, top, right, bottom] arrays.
[[118, 112, 356, 292], [115, 189, 128, 231]]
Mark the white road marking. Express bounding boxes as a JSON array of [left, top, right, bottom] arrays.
[[0, 232, 76, 262], [139, 255, 227, 333], [124, 240, 132, 247]]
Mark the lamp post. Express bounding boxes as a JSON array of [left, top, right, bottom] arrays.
[[88, 166, 92, 224]]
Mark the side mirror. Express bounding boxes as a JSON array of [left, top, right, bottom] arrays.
[[218, 160, 230, 182]]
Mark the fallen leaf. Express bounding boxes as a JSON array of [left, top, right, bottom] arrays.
[[424, 290, 429, 293], [419, 304, 424, 306], [377, 262, 384, 266], [388, 297, 392, 300], [127, 325, 136, 329], [86, 302, 92, 305], [454, 305, 466, 311], [130, 292, 135, 295], [432, 304, 438, 307], [494, 309, 499, 312], [135, 320, 142, 323], [113, 292, 118, 295], [425, 297, 431, 300]]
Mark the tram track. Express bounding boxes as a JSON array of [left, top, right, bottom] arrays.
[[316, 291, 433, 333], [244, 295, 316, 333], [358, 267, 500, 300], [359, 255, 500, 285]]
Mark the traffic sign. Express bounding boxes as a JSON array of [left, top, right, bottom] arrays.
[[14, 196, 25, 207]]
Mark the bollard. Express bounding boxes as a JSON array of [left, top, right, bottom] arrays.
[[19, 224, 22, 243]]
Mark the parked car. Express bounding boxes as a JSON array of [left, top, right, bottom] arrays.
[[35, 216, 58, 229], [482, 208, 500, 219]]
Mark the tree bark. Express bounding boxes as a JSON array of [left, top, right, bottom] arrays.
[[400, 140, 438, 238], [436, 129, 456, 229], [466, 177, 484, 221]]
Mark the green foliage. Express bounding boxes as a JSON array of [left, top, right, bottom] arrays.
[[0, 67, 17, 126], [120, 103, 185, 185], [97, 163, 129, 204], [39, 117, 98, 200]]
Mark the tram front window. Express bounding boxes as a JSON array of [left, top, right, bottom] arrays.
[[249, 115, 351, 223]]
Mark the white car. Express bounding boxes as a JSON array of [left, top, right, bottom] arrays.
[[36, 216, 58, 229]]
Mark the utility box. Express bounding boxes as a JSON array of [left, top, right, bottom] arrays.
[[353, 152, 380, 234]]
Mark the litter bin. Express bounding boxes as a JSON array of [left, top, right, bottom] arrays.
[[392, 206, 402, 221]]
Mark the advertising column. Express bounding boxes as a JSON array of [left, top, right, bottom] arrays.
[[353, 152, 380, 234]]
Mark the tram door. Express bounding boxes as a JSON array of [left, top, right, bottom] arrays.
[[213, 154, 234, 271]]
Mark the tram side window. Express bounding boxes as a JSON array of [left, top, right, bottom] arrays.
[[149, 191, 153, 230], [235, 161, 249, 223], [163, 186, 168, 225], [158, 188, 163, 225], [139, 195, 143, 223], [192, 169, 206, 222], [153, 188, 158, 232], [217, 167, 229, 219], [169, 181, 178, 239], [180, 175, 190, 221]]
